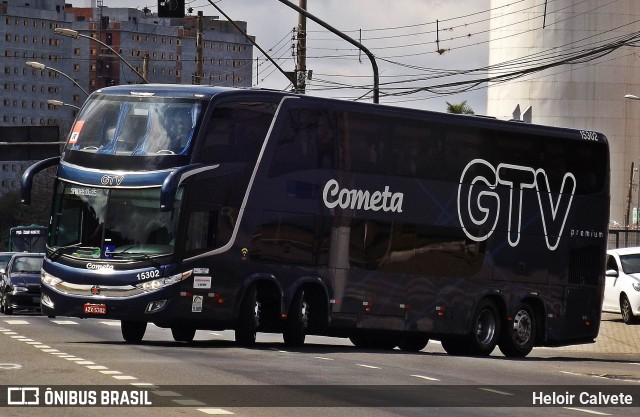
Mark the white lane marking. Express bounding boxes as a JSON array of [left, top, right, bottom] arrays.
[[112, 375, 137, 380], [130, 382, 157, 387], [152, 391, 182, 397], [563, 407, 611, 416], [314, 356, 333, 361], [51, 320, 79, 325], [4, 327, 163, 397], [411, 374, 440, 381], [478, 388, 514, 396], [209, 332, 222, 336], [356, 364, 380, 369], [3, 320, 29, 325], [174, 399, 206, 406], [100, 321, 121, 327], [197, 409, 235, 415], [100, 370, 122, 375]]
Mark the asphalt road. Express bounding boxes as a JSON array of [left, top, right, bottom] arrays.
[[0, 312, 639, 417]]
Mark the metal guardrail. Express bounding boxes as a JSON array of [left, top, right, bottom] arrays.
[[608, 229, 640, 249]]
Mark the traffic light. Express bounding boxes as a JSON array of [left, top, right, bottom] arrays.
[[157, 0, 185, 18]]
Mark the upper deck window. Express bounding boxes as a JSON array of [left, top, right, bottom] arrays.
[[65, 95, 203, 157]]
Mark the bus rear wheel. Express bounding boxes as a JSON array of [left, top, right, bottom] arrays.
[[171, 326, 196, 343], [441, 336, 470, 356], [349, 334, 396, 350], [397, 334, 429, 352], [498, 302, 536, 357], [463, 299, 500, 356], [121, 320, 147, 343], [283, 288, 309, 347], [235, 285, 260, 346]]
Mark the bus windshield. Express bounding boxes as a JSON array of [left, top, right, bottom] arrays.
[[66, 95, 203, 156], [49, 182, 181, 260]]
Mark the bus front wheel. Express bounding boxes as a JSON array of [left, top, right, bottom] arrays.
[[498, 302, 536, 357], [121, 320, 147, 343], [172, 326, 196, 343], [283, 288, 309, 347], [235, 285, 260, 346]]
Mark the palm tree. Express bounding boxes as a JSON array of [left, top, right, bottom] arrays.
[[446, 100, 475, 115]]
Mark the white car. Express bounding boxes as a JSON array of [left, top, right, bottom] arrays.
[[604, 248, 640, 324]]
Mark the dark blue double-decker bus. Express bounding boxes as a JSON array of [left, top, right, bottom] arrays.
[[22, 85, 609, 357]]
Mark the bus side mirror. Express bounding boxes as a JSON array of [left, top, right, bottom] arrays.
[[21, 157, 60, 205], [160, 163, 219, 211], [605, 269, 618, 278]]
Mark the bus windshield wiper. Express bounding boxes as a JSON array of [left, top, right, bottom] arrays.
[[49, 243, 100, 260]]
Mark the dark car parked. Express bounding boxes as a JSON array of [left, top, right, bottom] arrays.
[[0, 253, 44, 314], [0, 252, 16, 271]]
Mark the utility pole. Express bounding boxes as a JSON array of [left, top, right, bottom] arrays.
[[195, 11, 203, 85], [142, 52, 149, 81], [276, 0, 379, 103], [626, 161, 636, 246], [295, 0, 307, 94]]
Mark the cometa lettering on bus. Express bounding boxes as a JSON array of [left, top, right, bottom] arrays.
[[322, 179, 404, 212]]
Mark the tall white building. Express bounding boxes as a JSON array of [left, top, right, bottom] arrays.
[[487, 0, 640, 227]]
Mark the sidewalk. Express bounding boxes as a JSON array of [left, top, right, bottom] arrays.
[[547, 312, 640, 355]]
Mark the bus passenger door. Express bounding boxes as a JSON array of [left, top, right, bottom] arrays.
[[343, 219, 409, 331]]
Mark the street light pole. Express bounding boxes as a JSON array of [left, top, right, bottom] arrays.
[[54, 27, 148, 84], [47, 99, 81, 110], [26, 61, 89, 96]]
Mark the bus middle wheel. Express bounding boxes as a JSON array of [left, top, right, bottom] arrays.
[[283, 288, 309, 347], [235, 285, 260, 346]]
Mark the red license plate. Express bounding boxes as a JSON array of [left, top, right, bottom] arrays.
[[84, 303, 107, 315]]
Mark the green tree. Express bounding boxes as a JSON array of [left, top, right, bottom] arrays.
[[446, 100, 475, 115]]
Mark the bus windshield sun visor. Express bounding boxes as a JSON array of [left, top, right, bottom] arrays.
[[21, 156, 60, 206], [160, 163, 220, 211]]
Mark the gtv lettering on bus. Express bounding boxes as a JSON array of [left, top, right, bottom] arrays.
[[457, 159, 576, 251], [322, 179, 404, 212]]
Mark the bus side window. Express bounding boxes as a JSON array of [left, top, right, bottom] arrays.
[[268, 108, 336, 177], [199, 102, 276, 164]]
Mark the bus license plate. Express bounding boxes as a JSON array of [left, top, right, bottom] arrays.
[[84, 303, 107, 315]]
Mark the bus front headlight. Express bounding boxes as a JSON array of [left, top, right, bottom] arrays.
[[137, 270, 192, 292], [41, 270, 62, 288]]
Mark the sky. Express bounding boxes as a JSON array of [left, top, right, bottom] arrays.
[[74, 0, 493, 114]]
